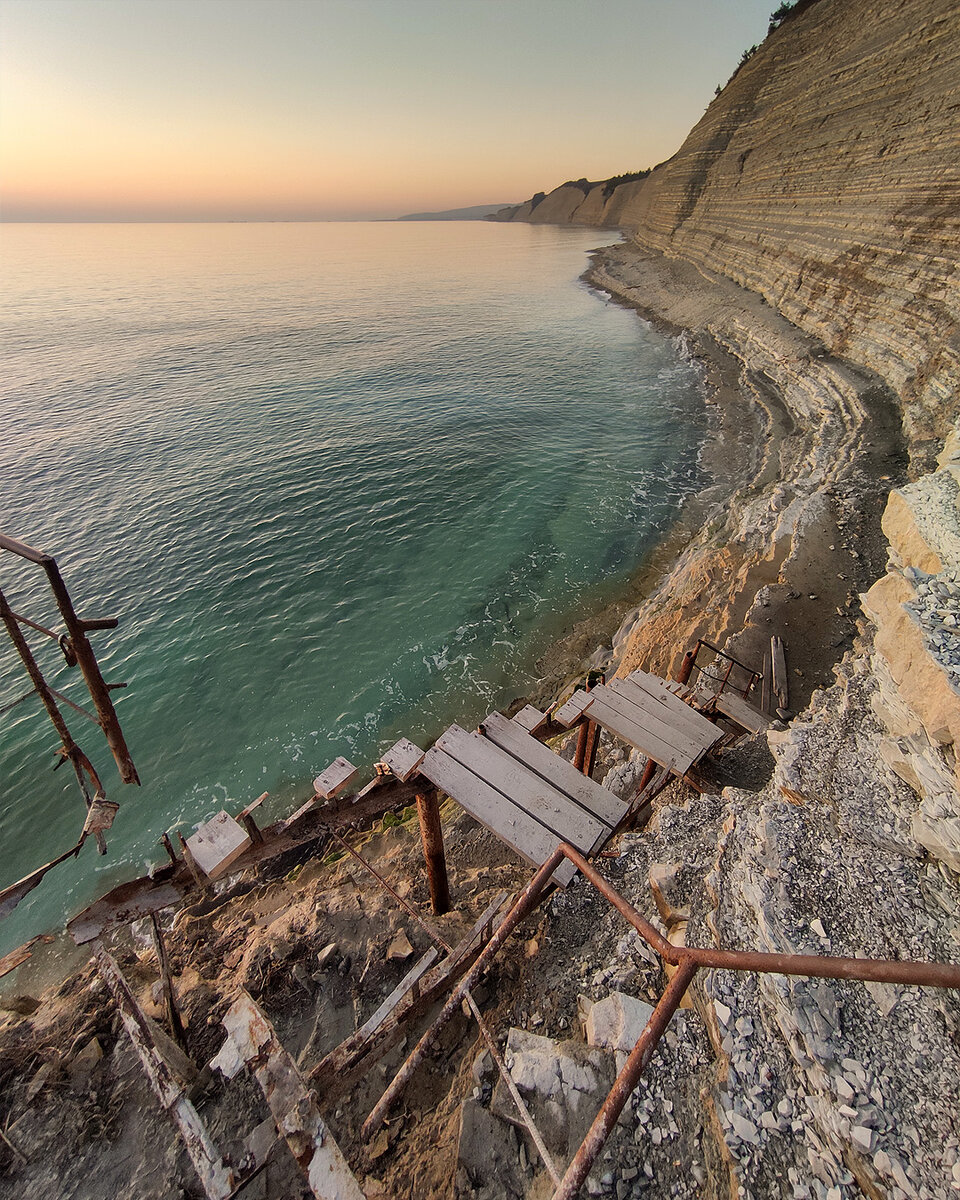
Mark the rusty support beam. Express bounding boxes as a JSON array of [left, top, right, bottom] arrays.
[[555, 958, 699, 1199], [416, 787, 451, 915], [676, 648, 697, 685], [558, 843, 960, 987], [40, 553, 140, 785], [0, 585, 104, 800], [362, 847, 563, 1139], [574, 718, 600, 778], [361, 839, 960, 1199]]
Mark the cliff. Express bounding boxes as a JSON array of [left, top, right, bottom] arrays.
[[492, 0, 960, 462]]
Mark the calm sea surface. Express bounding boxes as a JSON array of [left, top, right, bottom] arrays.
[[0, 221, 706, 953]]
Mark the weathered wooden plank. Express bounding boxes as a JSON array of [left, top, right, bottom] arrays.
[[479, 711, 626, 830], [313, 757, 358, 800], [380, 738, 425, 782], [418, 746, 577, 886], [511, 705, 545, 733], [552, 689, 595, 728], [580, 693, 690, 774], [356, 947, 440, 1042], [612, 676, 715, 748], [714, 691, 771, 735], [218, 992, 365, 1200], [592, 684, 713, 765], [771, 636, 788, 709], [237, 791, 269, 820], [435, 725, 604, 853], [617, 674, 720, 745], [96, 946, 236, 1200], [761, 649, 773, 716]]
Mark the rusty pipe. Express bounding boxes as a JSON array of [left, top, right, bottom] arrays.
[[560, 844, 960, 990], [361, 845, 564, 1140], [42, 556, 140, 785], [416, 788, 451, 915], [553, 958, 699, 1200]]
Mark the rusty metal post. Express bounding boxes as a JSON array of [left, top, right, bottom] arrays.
[[40, 554, 140, 785], [0, 585, 104, 799], [676, 647, 697, 685], [553, 958, 699, 1200], [416, 788, 450, 915], [362, 846, 564, 1140]]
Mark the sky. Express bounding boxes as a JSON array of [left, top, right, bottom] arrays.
[[0, 0, 779, 221]]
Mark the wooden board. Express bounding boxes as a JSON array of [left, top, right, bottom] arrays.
[[380, 738, 425, 783], [771, 636, 788, 709], [435, 725, 604, 853], [618, 673, 720, 743], [313, 756, 358, 799], [552, 689, 594, 728], [580, 693, 692, 774], [355, 948, 440, 1042], [761, 649, 773, 716], [593, 684, 716, 767], [511, 705, 545, 733], [714, 691, 771, 735], [418, 745, 577, 886], [479, 711, 626, 830]]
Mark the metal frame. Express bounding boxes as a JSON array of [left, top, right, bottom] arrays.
[[362, 842, 960, 1200], [0, 532, 138, 785], [680, 637, 761, 701]]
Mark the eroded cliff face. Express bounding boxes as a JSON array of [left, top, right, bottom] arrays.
[[495, 0, 960, 461]]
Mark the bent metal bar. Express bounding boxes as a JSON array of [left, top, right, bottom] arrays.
[[363, 841, 960, 1200]]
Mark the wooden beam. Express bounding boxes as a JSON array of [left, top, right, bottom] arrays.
[[95, 945, 235, 1200], [355, 947, 440, 1042], [215, 992, 364, 1200]]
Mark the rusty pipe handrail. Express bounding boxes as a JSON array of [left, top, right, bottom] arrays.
[[1, 532, 139, 784], [559, 843, 960, 989], [361, 840, 960, 1198]]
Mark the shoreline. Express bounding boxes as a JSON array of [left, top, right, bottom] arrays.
[[559, 241, 907, 710]]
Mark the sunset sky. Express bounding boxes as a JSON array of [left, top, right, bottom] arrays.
[[1, 0, 778, 221]]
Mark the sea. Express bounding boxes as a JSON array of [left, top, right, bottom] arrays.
[[0, 220, 707, 956]]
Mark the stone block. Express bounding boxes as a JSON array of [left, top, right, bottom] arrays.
[[186, 811, 251, 879], [583, 990, 655, 1055]]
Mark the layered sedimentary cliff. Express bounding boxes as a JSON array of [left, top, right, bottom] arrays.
[[493, 0, 960, 463]]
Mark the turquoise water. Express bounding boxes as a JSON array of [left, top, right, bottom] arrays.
[[0, 221, 705, 952]]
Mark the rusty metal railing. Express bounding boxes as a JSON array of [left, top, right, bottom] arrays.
[[362, 842, 960, 1200], [678, 637, 761, 701]]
